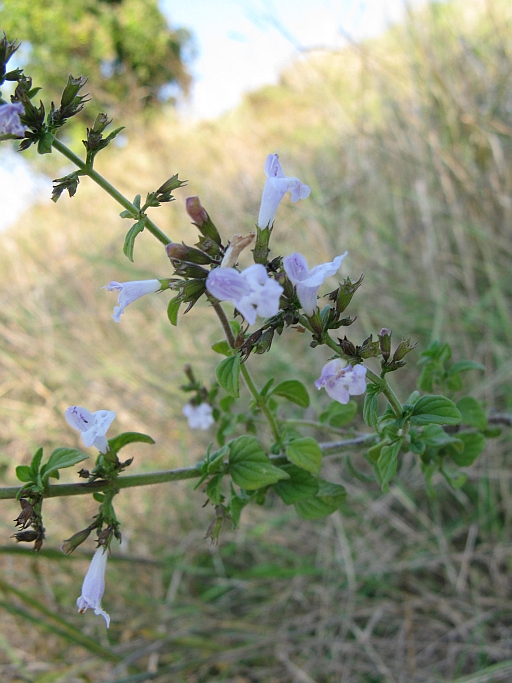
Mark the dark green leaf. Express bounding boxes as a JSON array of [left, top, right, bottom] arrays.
[[229, 436, 289, 490], [211, 340, 231, 356], [270, 380, 310, 408], [448, 360, 485, 375], [107, 432, 155, 452], [206, 474, 224, 505], [410, 395, 461, 426], [377, 439, 402, 490], [421, 424, 463, 451], [15, 465, 33, 483], [285, 438, 322, 475], [363, 391, 379, 429], [456, 397, 487, 431], [216, 354, 240, 398], [37, 131, 53, 154], [167, 296, 182, 326], [40, 448, 88, 482], [448, 433, 486, 466], [294, 479, 346, 519], [123, 218, 145, 262], [273, 464, 319, 504]]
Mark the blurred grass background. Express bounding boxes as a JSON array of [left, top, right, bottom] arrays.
[[0, 0, 511, 680]]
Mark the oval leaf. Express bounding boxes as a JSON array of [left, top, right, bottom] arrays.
[[40, 448, 89, 482], [216, 354, 240, 398], [456, 397, 487, 431], [270, 380, 310, 408], [229, 436, 289, 490], [449, 433, 486, 466], [108, 432, 155, 452], [410, 395, 461, 426], [273, 464, 319, 504], [167, 296, 182, 326], [15, 465, 33, 483], [285, 438, 322, 475], [294, 479, 346, 520]]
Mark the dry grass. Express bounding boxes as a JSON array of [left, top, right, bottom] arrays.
[[0, 0, 511, 681]]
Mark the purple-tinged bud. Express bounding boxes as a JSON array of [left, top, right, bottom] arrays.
[[186, 196, 208, 226], [165, 242, 213, 265], [378, 329, 392, 362]]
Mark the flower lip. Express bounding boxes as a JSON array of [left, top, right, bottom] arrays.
[[257, 153, 311, 229], [206, 264, 283, 325], [283, 251, 348, 316], [77, 545, 110, 627], [104, 279, 161, 322], [65, 406, 116, 454], [0, 102, 26, 138], [183, 402, 214, 430], [315, 359, 367, 404]]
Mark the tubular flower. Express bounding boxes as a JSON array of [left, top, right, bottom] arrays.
[[183, 402, 214, 430], [283, 251, 348, 316], [65, 406, 116, 454], [104, 279, 161, 322], [315, 359, 367, 405], [206, 264, 283, 325], [77, 546, 110, 627], [257, 153, 311, 229], [0, 102, 25, 138]]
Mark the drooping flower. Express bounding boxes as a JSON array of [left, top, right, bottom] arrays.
[[104, 279, 161, 322], [183, 402, 214, 430], [65, 406, 116, 454], [77, 546, 110, 627], [315, 359, 367, 405], [206, 264, 283, 325], [0, 102, 26, 138], [257, 153, 311, 229], [283, 251, 348, 316]]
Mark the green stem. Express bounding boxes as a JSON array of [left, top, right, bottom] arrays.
[[209, 298, 281, 444], [50, 137, 171, 247]]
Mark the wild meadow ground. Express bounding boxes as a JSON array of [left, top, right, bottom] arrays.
[[0, 0, 511, 680]]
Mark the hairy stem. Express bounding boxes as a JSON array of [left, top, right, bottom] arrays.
[[51, 138, 171, 247]]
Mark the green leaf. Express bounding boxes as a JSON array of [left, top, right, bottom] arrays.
[[211, 340, 231, 356], [107, 432, 155, 452], [206, 474, 224, 505], [30, 447, 44, 476], [285, 438, 322, 475], [363, 390, 379, 429], [319, 400, 357, 427], [448, 433, 486, 466], [294, 480, 347, 520], [273, 464, 319, 504], [377, 439, 402, 490], [229, 436, 289, 490], [15, 465, 33, 483], [216, 354, 241, 398], [410, 395, 462, 426], [40, 448, 88, 482], [448, 360, 485, 375], [421, 424, 463, 451], [123, 218, 145, 262], [167, 296, 182, 326], [228, 484, 250, 527], [270, 380, 310, 408], [456, 397, 487, 431]]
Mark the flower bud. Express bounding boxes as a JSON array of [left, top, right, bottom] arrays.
[[392, 338, 418, 362], [378, 328, 392, 362], [12, 530, 38, 543], [327, 274, 364, 315], [165, 242, 213, 265], [186, 196, 208, 226], [61, 526, 95, 555]]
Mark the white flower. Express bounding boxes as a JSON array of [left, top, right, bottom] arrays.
[[104, 279, 161, 322], [315, 359, 367, 405], [65, 406, 116, 454], [77, 546, 110, 627], [0, 102, 26, 138], [257, 153, 310, 229], [206, 263, 283, 325], [183, 402, 214, 430], [283, 251, 348, 316]]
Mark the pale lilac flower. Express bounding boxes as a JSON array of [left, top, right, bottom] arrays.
[[257, 153, 311, 229], [183, 402, 214, 430], [65, 406, 116, 454], [104, 279, 161, 322], [206, 264, 283, 325], [315, 359, 367, 405], [0, 102, 26, 138], [283, 251, 348, 316], [77, 546, 110, 627]]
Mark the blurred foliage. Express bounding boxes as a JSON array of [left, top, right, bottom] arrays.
[[0, 0, 193, 120]]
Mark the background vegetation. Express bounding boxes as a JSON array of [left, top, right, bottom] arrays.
[[0, 0, 511, 681]]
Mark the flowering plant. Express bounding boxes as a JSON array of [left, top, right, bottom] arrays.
[[0, 33, 499, 629]]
